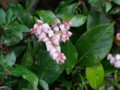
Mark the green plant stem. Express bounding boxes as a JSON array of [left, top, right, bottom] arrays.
[[114, 70, 118, 82], [105, 77, 120, 89], [0, 70, 9, 86]]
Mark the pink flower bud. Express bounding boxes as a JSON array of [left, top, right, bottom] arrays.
[[42, 23, 50, 29], [68, 21, 72, 26], [55, 19, 61, 24], [114, 61, 120, 68], [68, 31, 72, 36], [107, 54, 113, 60], [36, 29, 41, 35], [38, 32, 46, 41], [116, 33, 120, 41], [110, 58, 115, 64], [37, 20, 43, 23], [60, 24, 65, 30], [53, 53, 59, 59], [115, 54, 120, 61], [109, 0, 112, 2], [48, 30, 54, 37], [46, 44, 53, 51], [34, 24, 39, 29], [54, 26, 59, 31]]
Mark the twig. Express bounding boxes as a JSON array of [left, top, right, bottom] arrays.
[[104, 13, 120, 27], [0, 70, 9, 86], [75, 0, 82, 9], [23, 32, 32, 40], [0, 86, 8, 89]]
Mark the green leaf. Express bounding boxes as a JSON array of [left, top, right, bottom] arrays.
[[8, 3, 34, 28], [20, 43, 33, 69], [6, 9, 13, 25], [82, 4, 89, 15], [0, 52, 16, 68], [105, 77, 120, 89], [6, 8, 17, 25], [37, 45, 64, 84], [6, 25, 29, 39], [89, 0, 99, 3], [39, 80, 49, 90], [61, 41, 78, 74], [109, 6, 120, 15], [87, 10, 110, 30], [3, 34, 21, 46], [90, 2, 103, 12], [75, 23, 114, 67], [101, 60, 117, 75], [0, 8, 6, 24], [71, 14, 87, 27], [55, 0, 73, 12], [10, 65, 38, 90], [25, 0, 38, 10], [5, 52, 16, 67], [58, 75, 72, 90], [37, 10, 57, 24], [6, 9, 16, 25], [9, 46, 26, 57], [113, 0, 120, 5], [86, 63, 104, 89], [57, 3, 77, 20], [77, 74, 88, 90], [105, 2, 112, 12]]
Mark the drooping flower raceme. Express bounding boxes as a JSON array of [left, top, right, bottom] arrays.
[[107, 53, 120, 68], [31, 19, 72, 64]]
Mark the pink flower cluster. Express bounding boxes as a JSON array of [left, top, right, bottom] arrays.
[[31, 19, 72, 63], [107, 54, 120, 68], [116, 33, 120, 41]]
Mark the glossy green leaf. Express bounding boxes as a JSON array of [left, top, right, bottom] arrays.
[[8, 3, 34, 28], [37, 45, 64, 84], [0, 8, 6, 24], [61, 41, 78, 74], [57, 3, 77, 20], [6, 8, 17, 25], [90, 2, 103, 12], [4, 52, 16, 67], [6, 25, 29, 39], [109, 6, 120, 15], [82, 4, 89, 15], [39, 80, 49, 90], [77, 74, 88, 90], [0, 52, 16, 68], [25, 0, 38, 10], [105, 77, 120, 89], [20, 49, 33, 69], [6, 9, 13, 25], [37, 10, 57, 24], [87, 10, 110, 30], [10, 65, 38, 90], [105, 2, 112, 12], [9, 46, 26, 57], [89, 0, 99, 3], [71, 14, 87, 27], [113, 0, 120, 5], [75, 24, 114, 67], [55, 0, 73, 12], [3, 34, 21, 46], [20, 42, 33, 69], [58, 75, 72, 90], [86, 63, 104, 89], [101, 60, 117, 75]]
